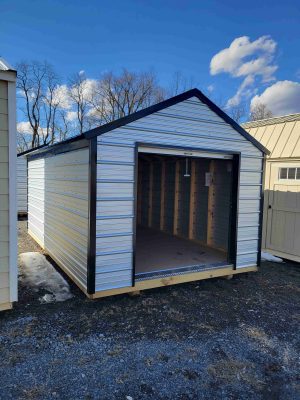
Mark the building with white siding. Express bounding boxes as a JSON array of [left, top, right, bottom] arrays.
[[17, 145, 47, 215], [26, 89, 269, 298], [17, 154, 27, 214], [243, 114, 300, 262], [0, 58, 17, 311]]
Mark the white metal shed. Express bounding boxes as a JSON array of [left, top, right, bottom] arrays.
[[26, 89, 269, 298], [17, 154, 27, 214], [17, 146, 47, 215]]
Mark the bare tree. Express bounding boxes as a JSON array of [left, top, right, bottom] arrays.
[[55, 109, 72, 142], [16, 131, 29, 153], [168, 71, 197, 96], [68, 72, 95, 134], [89, 69, 166, 125], [16, 60, 71, 148], [250, 102, 273, 121], [227, 102, 247, 123], [42, 69, 61, 144]]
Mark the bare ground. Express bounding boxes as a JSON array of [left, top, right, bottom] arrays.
[[0, 220, 299, 399]]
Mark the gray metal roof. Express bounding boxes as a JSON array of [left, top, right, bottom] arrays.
[[243, 113, 300, 129]]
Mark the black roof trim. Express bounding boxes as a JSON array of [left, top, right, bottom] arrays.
[[25, 134, 86, 160], [84, 88, 269, 155], [17, 144, 48, 157]]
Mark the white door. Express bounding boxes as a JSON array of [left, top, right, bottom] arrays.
[[266, 162, 300, 260]]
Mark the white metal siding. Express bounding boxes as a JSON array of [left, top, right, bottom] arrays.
[[17, 156, 27, 213], [28, 158, 45, 246], [28, 148, 89, 289], [0, 79, 10, 309], [95, 97, 263, 292]]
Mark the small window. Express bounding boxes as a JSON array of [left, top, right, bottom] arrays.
[[279, 167, 300, 180], [279, 168, 287, 179], [288, 168, 296, 179]]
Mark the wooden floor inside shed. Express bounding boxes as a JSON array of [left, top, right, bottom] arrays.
[[135, 226, 228, 276]]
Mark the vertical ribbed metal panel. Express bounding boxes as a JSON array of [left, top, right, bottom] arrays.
[[28, 158, 45, 246], [17, 156, 27, 213], [44, 149, 89, 289], [95, 97, 263, 292], [28, 148, 89, 290]]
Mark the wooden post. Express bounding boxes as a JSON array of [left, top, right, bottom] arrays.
[[137, 161, 143, 225], [207, 160, 216, 246], [173, 160, 180, 235], [148, 162, 154, 227], [160, 160, 166, 231], [189, 159, 197, 239]]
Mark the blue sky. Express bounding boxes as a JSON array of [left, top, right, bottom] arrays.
[[1, 0, 300, 119]]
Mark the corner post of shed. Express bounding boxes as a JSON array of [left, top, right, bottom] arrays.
[[257, 154, 266, 267], [227, 153, 241, 269], [87, 137, 97, 295]]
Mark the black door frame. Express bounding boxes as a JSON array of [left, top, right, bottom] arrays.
[[132, 142, 241, 286]]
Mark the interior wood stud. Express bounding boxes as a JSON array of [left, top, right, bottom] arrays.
[[188, 159, 196, 239], [137, 161, 143, 225], [148, 162, 154, 227], [173, 160, 180, 235], [160, 160, 166, 231], [207, 159, 216, 246]]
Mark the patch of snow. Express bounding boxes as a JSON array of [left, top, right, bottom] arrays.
[[19, 252, 73, 303], [261, 251, 283, 263]]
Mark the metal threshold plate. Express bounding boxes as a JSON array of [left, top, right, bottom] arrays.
[[135, 262, 233, 281]]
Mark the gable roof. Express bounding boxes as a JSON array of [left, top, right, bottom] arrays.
[[84, 88, 269, 154]]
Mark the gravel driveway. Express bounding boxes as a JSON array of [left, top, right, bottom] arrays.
[[0, 221, 299, 399]]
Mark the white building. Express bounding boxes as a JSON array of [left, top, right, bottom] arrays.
[[26, 89, 268, 298], [0, 58, 17, 311]]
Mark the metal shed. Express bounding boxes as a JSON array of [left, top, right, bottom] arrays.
[[17, 154, 27, 214], [244, 114, 300, 262], [0, 58, 17, 311], [26, 89, 268, 298], [17, 146, 47, 215]]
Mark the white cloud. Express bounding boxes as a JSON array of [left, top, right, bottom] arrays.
[[17, 121, 47, 136], [227, 75, 255, 107], [17, 121, 32, 134], [210, 35, 277, 106], [70, 78, 97, 103], [210, 36, 277, 79], [79, 70, 85, 76], [207, 84, 214, 93], [52, 84, 71, 109], [251, 80, 300, 116], [66, 111, 78, 122]]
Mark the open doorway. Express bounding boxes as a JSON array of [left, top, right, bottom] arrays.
[[135, 150, 234, 279]]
